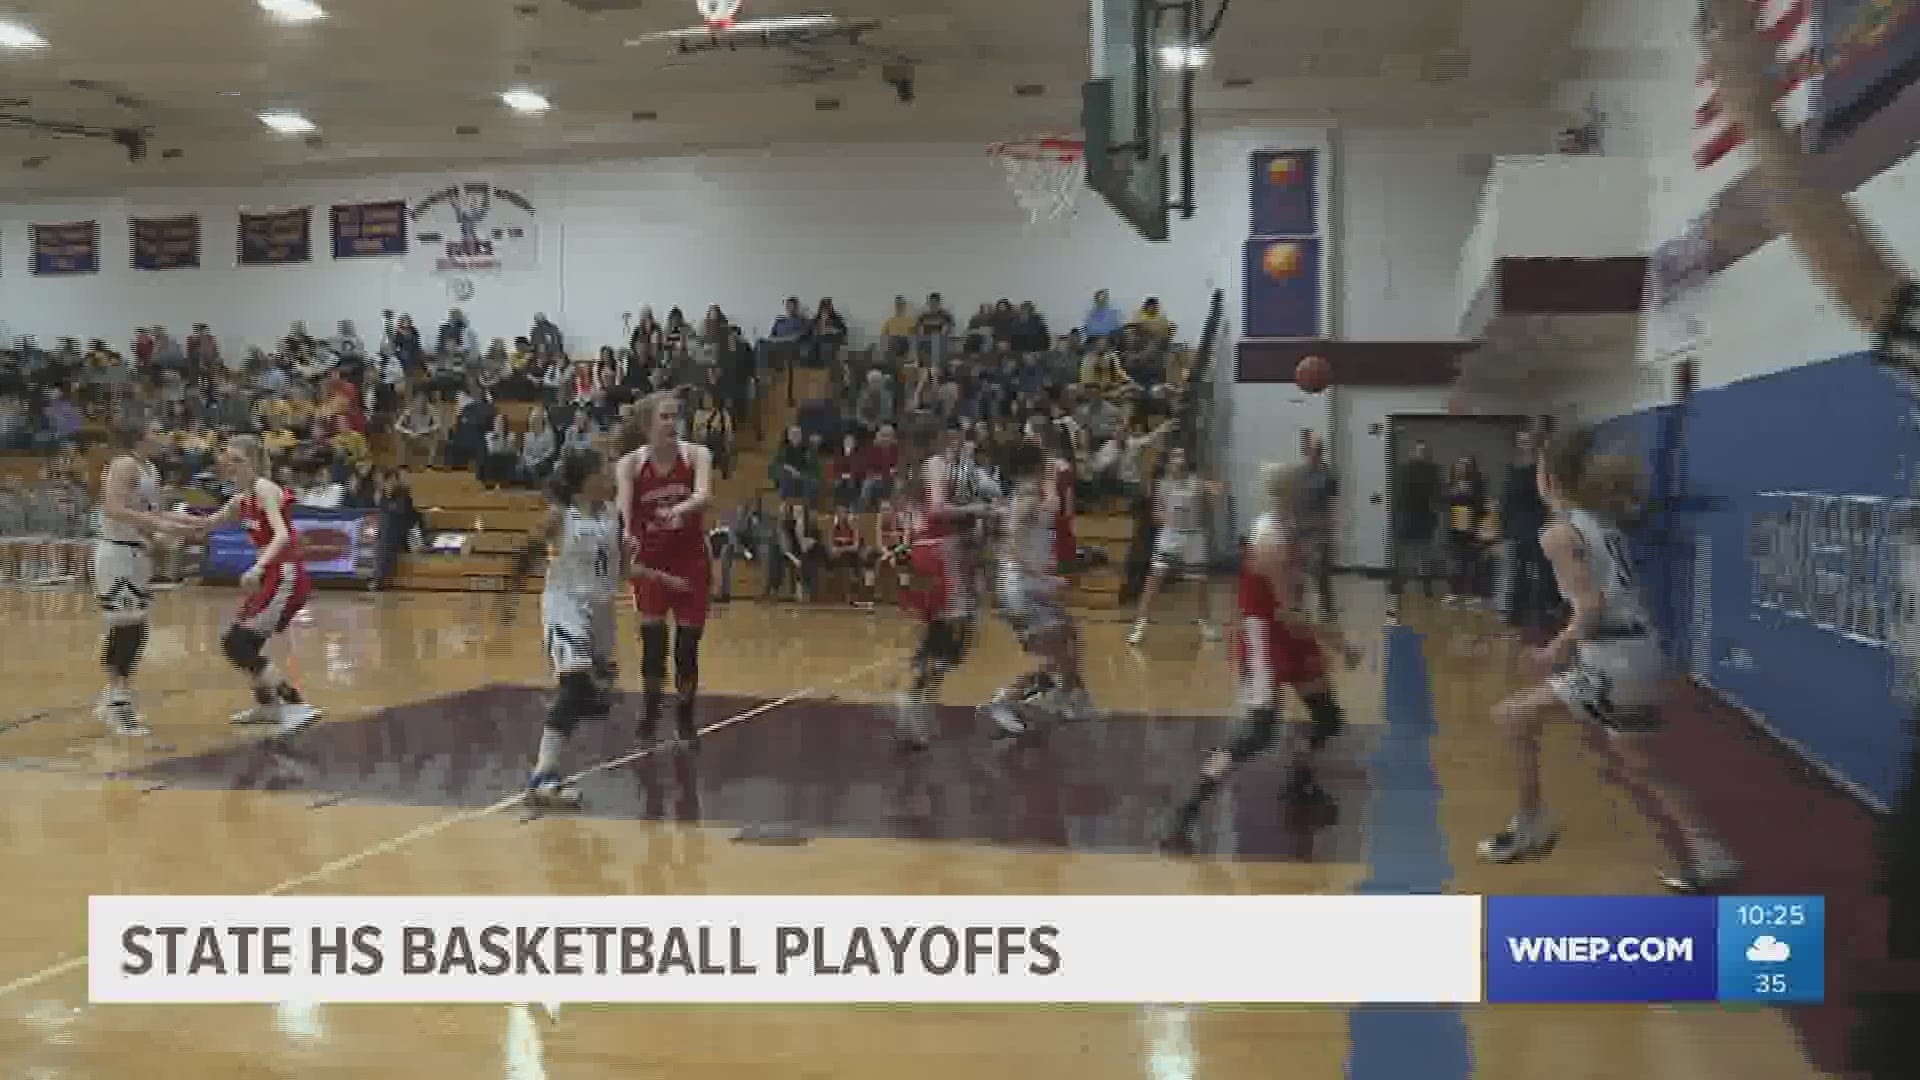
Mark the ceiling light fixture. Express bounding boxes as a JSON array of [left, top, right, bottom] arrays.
[[258, 0, 327, 23], [626, 13, 839, 44], [500, 88, 550, 114], [0, 20, 49, 48], [258, 110, 317, 135], [1157, 44, 1208, 71]]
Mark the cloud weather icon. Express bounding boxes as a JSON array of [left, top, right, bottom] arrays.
[[1747, 936, 1792, 964]]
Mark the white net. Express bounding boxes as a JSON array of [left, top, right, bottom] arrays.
[[696, 0, 741, 25], [989, 138, 1083, 231]]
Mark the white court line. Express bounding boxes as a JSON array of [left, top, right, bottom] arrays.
[[0, 654, 897, 1003]]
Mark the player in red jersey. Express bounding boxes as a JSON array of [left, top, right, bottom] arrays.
[[615, 390, 714, 749], [172, 434, 321, 737], [1164, 461, 1360, 850], [891, 421, 995, 749]]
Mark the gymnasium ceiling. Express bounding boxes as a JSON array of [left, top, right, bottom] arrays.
[[0, 0, 1589, 193]]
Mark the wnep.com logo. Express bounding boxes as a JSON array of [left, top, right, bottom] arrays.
[[1485, 897, 1718, 1003]]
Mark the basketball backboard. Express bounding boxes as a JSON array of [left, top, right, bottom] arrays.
[[1083, 0, 1191, 242]]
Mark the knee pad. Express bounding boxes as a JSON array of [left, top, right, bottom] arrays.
[[639, 621, 669, 681], [1304, 692, 1344, 749], [673, 626, 702, 690], [547, 672, 606, 737], [101, 621, 149, 678], [1226, 708, 1280, 762], [221, 624, 267, 675]]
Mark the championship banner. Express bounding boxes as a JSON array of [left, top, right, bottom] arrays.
[[200, 508, 380, 581], [31, 221, 100, 275], [331, 200, 408, 259], [409, 180, 538, 274], [1250, 150, 1318, 236], [131, 215, 202, 271], [1244, 238, 1322, 338], [238, 207, 312, 266]]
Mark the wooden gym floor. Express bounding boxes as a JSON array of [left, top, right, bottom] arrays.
[[0, 579, 1844, 1078]]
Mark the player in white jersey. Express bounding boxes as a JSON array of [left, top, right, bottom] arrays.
[[93, 422, 184, 736], [984, 442, 1095, 735], [511, 449, 621, 810], [1129, 446, 1220, 645], [1477, 427, 1739, 892]]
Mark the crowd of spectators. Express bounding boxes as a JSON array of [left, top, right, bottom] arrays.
[[0, 287, 1196, 594]]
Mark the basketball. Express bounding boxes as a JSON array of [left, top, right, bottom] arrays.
[[1295, 355, 1330, 393]]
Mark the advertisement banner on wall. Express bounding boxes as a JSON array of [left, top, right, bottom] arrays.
[[409, 181, 538, 274], [200, 509, 382, 581]]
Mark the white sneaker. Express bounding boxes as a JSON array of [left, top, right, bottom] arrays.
[[1198, 621, 1221, 642], [97, 692, 149, 737], [230, 702, 278, 725], [1660, 838, 1742, 893], [1127, 620, 1147, 646], [274, 703, 321, 737], [1477, 815, 1559, 863], [981, 700, 1027, 736], [1051, 687, 1099, 723]]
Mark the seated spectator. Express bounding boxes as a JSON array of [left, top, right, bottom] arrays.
[[563, 407, 597, 452], [770, 424, 820, 504], [262, 423, 299, 460], [629, 307, 663, 362], [916, 293, 954, 363], [520, 404, 558, 483], [1132, 297, 1173, 344], [775, 501, 824, 603], [827, 507, 867, 605], [0, 395, 29, 451], [859, 423, 900, 510], [40, 387, 82, 449], [530, 313, 564, 357], [829, 431, 865, 510], [880, 297, 917, 359], [1079, 342, 1132, 398], [987, 299, 1019, 347], [810, 298, 847, 370], [1009, 301, 1051, 354], [396, 395, 441, 469], [334, 319, 364, 360], [443, 388, 494, 470], [1083, 289, 1123, 344], [693, 389, 733, 479], [761, 298, 811, 371], [297, 462, 346, 509], [437, 308, 476, 357], [853, 368, 894, 434], [963, 302, 995, 355], [477, 414, 518, 489]]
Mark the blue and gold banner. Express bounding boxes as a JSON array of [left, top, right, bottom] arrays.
[[131, 215, 201, 271], [31, 221, 100, 275], [331, 200, 407, 259], [1244, 237, 1321, 338], [238, 207, 311, 266], [1485, 895, 1824, 1003], [1250, 150, 1317, 236]]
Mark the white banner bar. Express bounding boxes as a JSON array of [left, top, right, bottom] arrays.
[[89, 895, 1484, 1004]]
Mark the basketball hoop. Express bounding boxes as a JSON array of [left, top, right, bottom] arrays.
[[987, 135, 1084, 230]]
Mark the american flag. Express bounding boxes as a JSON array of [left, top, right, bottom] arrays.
[[1694, 0, 1819, 170]]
